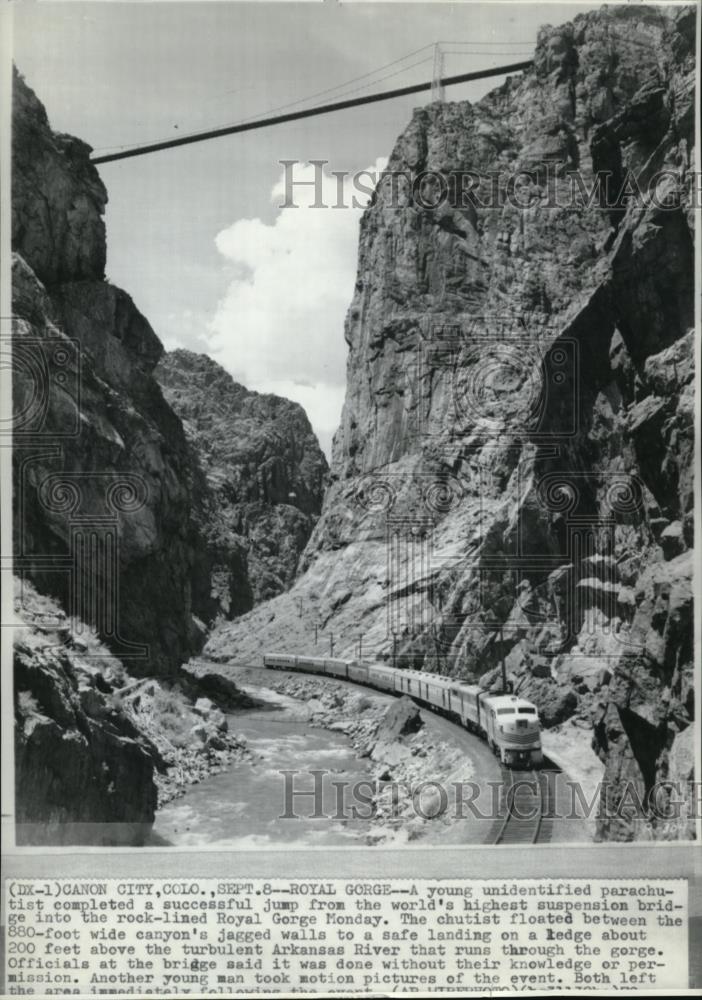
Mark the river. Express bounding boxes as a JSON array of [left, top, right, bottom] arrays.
[[152, 685, 375, 848], [151, 667, 589, 847]]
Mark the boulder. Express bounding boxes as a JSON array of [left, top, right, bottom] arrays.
[[179, 664, 255, 710], [193, 697, 216, 718], [370, 742, 413, 767], [205, 734, 228, 752], [190, 724, 209, 745], [376, 697, 424, 743], [529, 655, 553, 679]]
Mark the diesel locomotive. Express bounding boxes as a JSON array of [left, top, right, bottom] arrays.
[[263, 654, 543, 767]]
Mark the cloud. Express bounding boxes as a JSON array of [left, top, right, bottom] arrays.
[[206, 158, 387, 458]]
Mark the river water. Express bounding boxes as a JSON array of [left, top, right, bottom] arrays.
[[151, 671, 589, 848], [152, 687, 375, 848]]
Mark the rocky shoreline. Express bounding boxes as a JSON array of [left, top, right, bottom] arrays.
[[119, 680, 254, 808], [230, 666, 493, 845], [13, 582, 254, 843]]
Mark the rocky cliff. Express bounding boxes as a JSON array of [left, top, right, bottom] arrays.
[[156, 350, 327, 608], [11, 67, 329, 842], [12, 67, 205, 676], [13, 579, 253, 845], [12, 68, 324, 668], [207, 5, 696, 840], [13, 579, 158, 846]]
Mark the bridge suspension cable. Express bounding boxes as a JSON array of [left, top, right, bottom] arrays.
[[91, 58, 532, 166]]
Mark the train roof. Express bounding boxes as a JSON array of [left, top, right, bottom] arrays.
[[450, 681, 481, 695], [397, 674, 483, 696], [481, 693, 538, 712], [400, 669, 454, 686]]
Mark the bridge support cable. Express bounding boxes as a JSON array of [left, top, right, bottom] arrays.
[[91, 59, 532, 165]]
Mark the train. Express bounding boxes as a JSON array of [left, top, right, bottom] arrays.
[[262, 654, 543, 768]]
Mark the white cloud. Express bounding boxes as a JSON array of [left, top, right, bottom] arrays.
[[206, 158, 387, 458]]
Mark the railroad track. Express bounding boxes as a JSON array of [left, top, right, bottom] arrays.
[[494, 767, 554, 845], [237, 664, 558, 845]]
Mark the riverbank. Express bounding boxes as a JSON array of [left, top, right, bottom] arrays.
[[13, 581, 253, 844], [120, 679, 254, 807], [187, 659, 595, 846], [216, 663, 502, 845], [152, 684, 375, 848]]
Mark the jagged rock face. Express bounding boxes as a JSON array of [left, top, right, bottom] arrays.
[[328, 5, 694, 483], [208, 7, 695, 840], [11, 69, 327, 669], [156, 350, 328, 606], [13, 585, 158, 846], [11, 68, 205, 676], [15, 642, 158, 846], [12, 581, 253, 845], [12, 68, 107, 286]]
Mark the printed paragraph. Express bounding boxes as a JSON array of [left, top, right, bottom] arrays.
[[5, 878, 688, 994]]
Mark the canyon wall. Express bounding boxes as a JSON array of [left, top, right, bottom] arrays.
[[156, 349, 327, 609], [12, 67, 205, 676], [12, 68, 326, 671], [13, 581, 159, 846], [208, 6, 697, 840], [10, 67, 326, 842]]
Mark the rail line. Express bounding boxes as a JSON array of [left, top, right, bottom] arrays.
[[494, 767, 554, 845], [235, 662, 559, 845]]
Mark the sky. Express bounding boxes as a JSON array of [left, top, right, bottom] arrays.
[[12, 1, 607, 456]]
